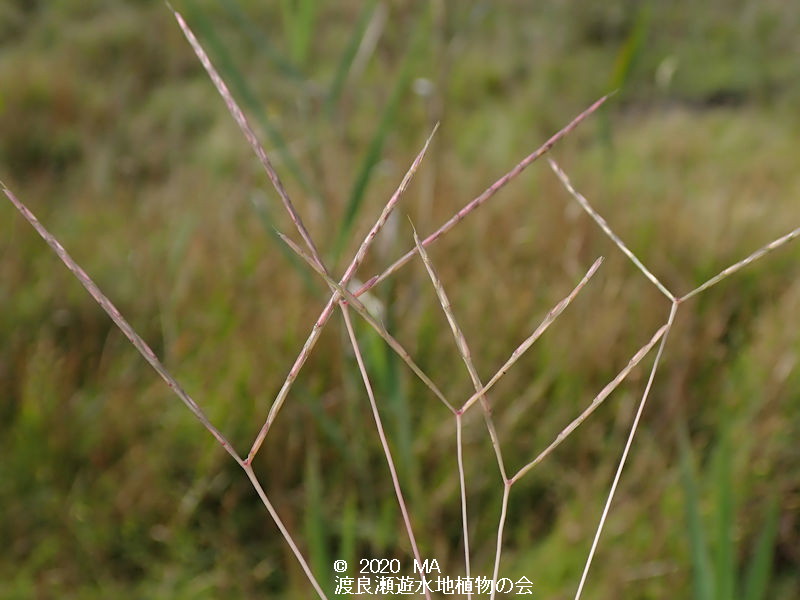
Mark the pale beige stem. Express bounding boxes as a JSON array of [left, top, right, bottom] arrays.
[[340, 306, 432, 600], [511, 321, 670, 484], [548, 159, 676, 302], [461, 258, 603, 414], [412, 225, 509, 481], [246, 126, 439, 462], [280, 233, 455, 413], [574, 303, 677, 600], [681, 224, 800, 302]]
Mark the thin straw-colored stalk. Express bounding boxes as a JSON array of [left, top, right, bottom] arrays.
[[510, 320, 669, 484], [487, 320, 666, 599], [247, 126, 439, 462], [412, 225, 508, 481], [2, 182, 240, 463], [574, 303, 677, 600], [409, 236, 603, 600], [2, 181, 327, 599], [680, 224, 800, 302], [548, 159, 676, 302], [490, 484, 512, 600], [413, 225, 509, 599], [169, 6, 324, 270], [454, 414, 471, 598], [339, 306, 431, 600], [279, 232, 455, 413], [354, 93, 613, 296], [243, 465, 329, 600], [461, 257, 603, 414]]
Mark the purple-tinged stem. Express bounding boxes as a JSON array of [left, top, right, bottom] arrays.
[[243, 464, 329, 599], [2, 182, 241, 464], [510, 321, 669, 485], [455, 414, 472, 600], [489, 483, 512, 600], [170, 7, 324, 270], [412, 224, 508, 475], [355, 93, 613, 297], [460, 257, 603, 414], [278, 232, 455, 413], [340, 306, 432, 600], [246, 128, 440, 462]]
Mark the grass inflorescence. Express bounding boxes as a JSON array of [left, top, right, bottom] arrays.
[[1, 2, 799, 599]]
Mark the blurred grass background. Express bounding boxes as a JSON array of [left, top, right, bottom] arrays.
[[1, 0, 799, 598]]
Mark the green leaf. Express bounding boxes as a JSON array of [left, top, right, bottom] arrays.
[[280, 0, 319, 67], [335, 493, 359, 599], [742, 495, 779, 600], [712, 428, 735, 600], [184, 1, 319, 201], [678, 426, 715, 600], [609, 4, 651, 92], [599, 4, 651, 156], [325, 1, 380, 117], [217, 0, 307, 83], [332, 5, 429, 261], [304, 446, 332, 597]]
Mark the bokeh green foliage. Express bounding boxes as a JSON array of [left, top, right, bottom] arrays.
[[679, 419, 780, 600], [1, 1, 799, 598]]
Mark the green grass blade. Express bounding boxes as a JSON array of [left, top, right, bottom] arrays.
[[217, 0, 307, 83], [184, 1, 319, 201], [609, 4, 650, 92], [325, 0, 379, 117], [600, 4, 650, 154], [742, 495, 779, 600], [678, 426, 715, 600], [712, 427, 735, 600], [335, 493, 359, 599], [304, 384, 376, 503], [375, 496, 396, 554], [355, 310, 409, 477], [368, 283, 421, 507], [345, 280, 422, 512], [332, 7, 429, 261], [304, 446, 332, 597], [280, 0, 318, 67]]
